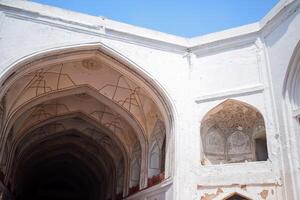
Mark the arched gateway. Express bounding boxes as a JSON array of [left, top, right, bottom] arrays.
[[0, 44, 175, 200]]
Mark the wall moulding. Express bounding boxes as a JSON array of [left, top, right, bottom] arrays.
[[190, 33, 259, 57], [195, 84, 264, 104], [0, 5, 187, 54], [198, 184, 280, 200], [1, 0, 299, 55], [1, 0, 300, 199]]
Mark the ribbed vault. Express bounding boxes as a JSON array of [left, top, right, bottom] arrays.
[[13, 130, 112, 200], [0, 47, 172, 200]]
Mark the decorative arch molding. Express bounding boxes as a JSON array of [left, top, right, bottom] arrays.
[[5, 115, 128, 172], [2, 53, 157, 138], [4, 91, 140, 157], [283, 41, 300, 115], [0, 86, 146, 163], [282, 40, 300, 200], [0, 42, 175, 130], [0, 41, 177, 198], [0, 42, 176, 153], [200, 99, 268, 165]]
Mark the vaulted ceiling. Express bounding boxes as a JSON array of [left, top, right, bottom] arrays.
[[0, 49, 169, 200]]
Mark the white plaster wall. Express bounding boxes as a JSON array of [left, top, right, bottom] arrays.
[[0, 2, 188, 200], [192, 44, 261, 95], [176, 44, 282, 199], [0, 12, 101, 67], [263, 1, 300, 199], [0, 0, 300, 200]]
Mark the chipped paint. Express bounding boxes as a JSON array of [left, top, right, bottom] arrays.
[[201, 193, 216, 200], [240, 185, 247, 191], [259, 190, 269, 200], [200, 188, 223, 200], [216, 188, 223, 195]]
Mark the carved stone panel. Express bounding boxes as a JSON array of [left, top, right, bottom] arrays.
[[148, 143, 160, 178], [227, 131, 252, 162], [204, 128, 225, 155], [204, 128, 226, 164]]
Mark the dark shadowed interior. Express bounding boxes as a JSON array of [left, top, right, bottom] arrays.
[[13, 131, 109, 200]]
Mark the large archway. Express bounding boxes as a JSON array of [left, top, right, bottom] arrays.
[[0, 44, 174, 200], [283, 40, 300, 200]]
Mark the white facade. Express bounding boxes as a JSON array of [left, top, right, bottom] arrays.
[[0, 0, 300, 200]]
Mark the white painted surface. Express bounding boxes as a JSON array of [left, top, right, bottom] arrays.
[[0, 0, 299, 199]]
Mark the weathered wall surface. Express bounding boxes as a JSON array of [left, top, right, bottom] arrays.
[[0, 0, 300, 199], [263, 1, 300, 199], [182, 43, 282, 200]]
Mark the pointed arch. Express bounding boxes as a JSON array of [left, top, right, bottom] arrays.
[[217, 191, 254, 200], [0, 42, 177, 199], [282, 40, 300, 200], [200, 99, 268, 164], [283, 41, 300, 113]]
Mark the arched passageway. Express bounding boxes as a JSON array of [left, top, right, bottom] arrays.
[[0, 46, 173, 200], [14, 130, 111, 200]]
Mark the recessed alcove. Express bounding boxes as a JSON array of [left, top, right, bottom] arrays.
[[201, 99, 268, 165], [0, 48, 172, 200]]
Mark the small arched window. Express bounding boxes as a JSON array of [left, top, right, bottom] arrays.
[[201, 99, 268, 164], [225, 194, 251, 200]]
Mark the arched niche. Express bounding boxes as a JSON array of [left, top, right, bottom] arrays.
[[148, 120, 166, 178], [130, 142, 141, 188], [0, 43, 176, 199], [200, 99, 268, 165]]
